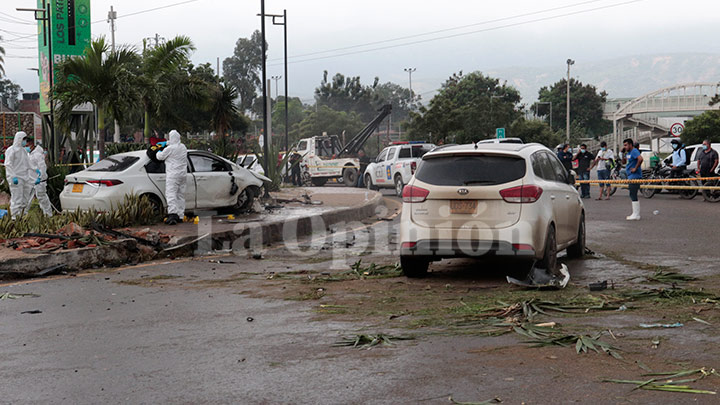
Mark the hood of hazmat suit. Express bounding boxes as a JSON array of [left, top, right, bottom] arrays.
[[5, 132, 32, 182]]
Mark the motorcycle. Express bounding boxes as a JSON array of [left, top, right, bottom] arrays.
[[642, 158, 698, 199]]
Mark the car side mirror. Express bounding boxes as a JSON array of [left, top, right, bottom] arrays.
[[567, 170, 576, 185]]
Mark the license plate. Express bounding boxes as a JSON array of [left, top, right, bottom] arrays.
[[450, 200, 477, 214], [72, 183, 84, 193]]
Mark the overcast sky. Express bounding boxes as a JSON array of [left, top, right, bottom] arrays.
[[2, 0, 720, 104]]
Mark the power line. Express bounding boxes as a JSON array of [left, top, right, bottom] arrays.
[[0, 11, 34, 24], [270, 0, 610, 62], [2, 0, 207, 44], [270, 0, 644, 66]]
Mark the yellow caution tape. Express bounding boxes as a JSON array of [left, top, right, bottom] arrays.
[[576, 176, 718, 184]]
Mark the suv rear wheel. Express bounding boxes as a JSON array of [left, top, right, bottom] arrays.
[[566, 213, 585, 259], [539, 225, 558, 273], [400, 256, 429, 278]]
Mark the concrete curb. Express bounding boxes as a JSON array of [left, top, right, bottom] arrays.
[[0, 190, 383, 280]]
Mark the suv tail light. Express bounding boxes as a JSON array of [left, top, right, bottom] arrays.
[[402, 185, 429, 203], [87, 179, 124, 187], [499, 185, 543, 203], [410, 161, 417, 174]]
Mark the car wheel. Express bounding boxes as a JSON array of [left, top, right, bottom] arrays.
[[539, 225, 558, 273], [394, 175, 404, 197], [365, 174, 377, 191], [234, 187, 255, 211], [566, 213, 585, 259], [311, 177, 327, 187], [142, 194, 163, 218], [343, 167, 358, 186], [400, 255, 429, 278]]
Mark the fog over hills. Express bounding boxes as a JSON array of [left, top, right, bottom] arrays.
[[485, 53, 720, 103]]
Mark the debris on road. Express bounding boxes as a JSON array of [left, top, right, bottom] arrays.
[[639, 322, 684, 328], [448, 396, 502, 404], [604, 367, 718, 394], [1, 292, 40, 300], [645, 270, 697, 284], [506, 263, 570, 289], [588, 280, 608, 291], [693, 317, 712, 325], [515, 325, 623, 359], [20, 310, 42, 314], [34, 264, 67, 278], [333, 333, 414, 349]]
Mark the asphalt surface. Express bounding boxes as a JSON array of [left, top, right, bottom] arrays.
[[1, 188, 719, 404]]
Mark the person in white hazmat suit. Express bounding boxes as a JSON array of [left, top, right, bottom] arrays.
[[27, 139, 53, 216], [156, 130, 187, 225], [4, 132, 33, 219]]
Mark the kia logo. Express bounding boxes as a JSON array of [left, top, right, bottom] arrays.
[[457, 188, 469, 195]]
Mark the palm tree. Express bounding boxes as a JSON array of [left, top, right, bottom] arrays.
[[138, 36, 195, 139], [210, 83, 239, 137], [53, 37, 140, 159]]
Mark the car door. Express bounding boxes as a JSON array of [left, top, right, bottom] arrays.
[[532, 152, 571, 244], [373, 148, 389, 185], [144, 159, 197, 210], [189, 153, 234, 209], [384, 147, 398, 183], [546, 151, 581, 245]]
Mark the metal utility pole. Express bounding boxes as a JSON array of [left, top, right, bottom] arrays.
[[108, 6, 121, 143], [271, 75, 282, 99], [216, 57, 220, 81], [404, 67, 416, 97], [260, 0, 269, 170], [566, 59, 574, 143]]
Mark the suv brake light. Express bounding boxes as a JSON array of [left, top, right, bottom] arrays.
[[410, 161, 417, 174], [499, 185, 543, 203], [87, 179, 124, 187], [402, 185, 429, 203]]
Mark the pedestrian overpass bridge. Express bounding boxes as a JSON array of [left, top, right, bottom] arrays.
[[587, 82, 720, 152]]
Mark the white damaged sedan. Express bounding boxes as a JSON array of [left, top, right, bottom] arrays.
[[60, 150, 270, 214]]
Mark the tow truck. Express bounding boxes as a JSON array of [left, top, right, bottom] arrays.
[[294, 105, 392, 186], [363, 141, 436, 196]]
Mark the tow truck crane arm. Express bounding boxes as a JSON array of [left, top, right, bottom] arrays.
[[338, 104, 392, 158]]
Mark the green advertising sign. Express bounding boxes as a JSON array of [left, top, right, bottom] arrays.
[[37, 0, 92, 113]]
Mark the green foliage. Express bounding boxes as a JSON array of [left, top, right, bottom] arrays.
[[104, 143, 149, 156], [184, 136, 243, 162], [409, 71, 522, 144], [0, 194, 159, 239], [210, 83, 240, 137], [0, 77, 22, 108], [272, 96, 307, 140], [253, 142, 290, 192], [681, 111, 720, 146], [223, 30, 266, 112], [535, 78, 611, 138], [509, 118, 564, 148], [46, 164, 70, 211], [293, 105, 365, 141]]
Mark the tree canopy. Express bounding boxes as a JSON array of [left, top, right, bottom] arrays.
[[681, 111, 720, 145], [409, 71, 522, 144], [509, 118, 563, 148], [292, 105, 365, 143], [535, 78, 610, 139], [223, 31, 265, 113], [0, 78, 22, 109]]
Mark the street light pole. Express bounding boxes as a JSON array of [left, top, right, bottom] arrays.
[[259, 0, 269, 172], [404, 67, 416, 97], [566, 59, 574, 143], [108, 6, 121, 143], [271, 75, 282, 99]]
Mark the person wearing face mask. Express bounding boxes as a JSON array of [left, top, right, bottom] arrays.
[[4, 132, 33, 219], [623, 138, 643, 220], [573, 143, 594, 199], [668, 139, 687, 179], [26, 138, 53, 216], [593, 141, 615, 200], [155, 130, 188, 225], [697, 139, 719, 178]]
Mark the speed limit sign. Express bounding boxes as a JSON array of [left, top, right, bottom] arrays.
[[670, 122, 684, 137]]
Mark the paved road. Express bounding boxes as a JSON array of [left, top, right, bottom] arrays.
[[1, 189, 718, 404]]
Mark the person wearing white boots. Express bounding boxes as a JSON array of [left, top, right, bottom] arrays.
[[27, 138, 53, 216], [4, 132, 33, 219], [156, 130, 188, 225], [623, 138, 643, 220]]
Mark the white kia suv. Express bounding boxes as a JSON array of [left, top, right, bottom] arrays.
[[399, 143, 585, 277]]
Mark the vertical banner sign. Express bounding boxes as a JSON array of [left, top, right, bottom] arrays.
[[37, 0, 92, 113]]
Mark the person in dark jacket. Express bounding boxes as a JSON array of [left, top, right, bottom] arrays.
[[557, 144, 573, 172], [574, 143, 594, 198]]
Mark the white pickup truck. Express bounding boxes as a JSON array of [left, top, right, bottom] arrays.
[[364, 142, 436, 196]]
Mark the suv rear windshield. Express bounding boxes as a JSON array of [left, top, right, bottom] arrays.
[[415, 154, 526, 186], [398, 145, 433, 159], [86, 156, 139, 172]]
